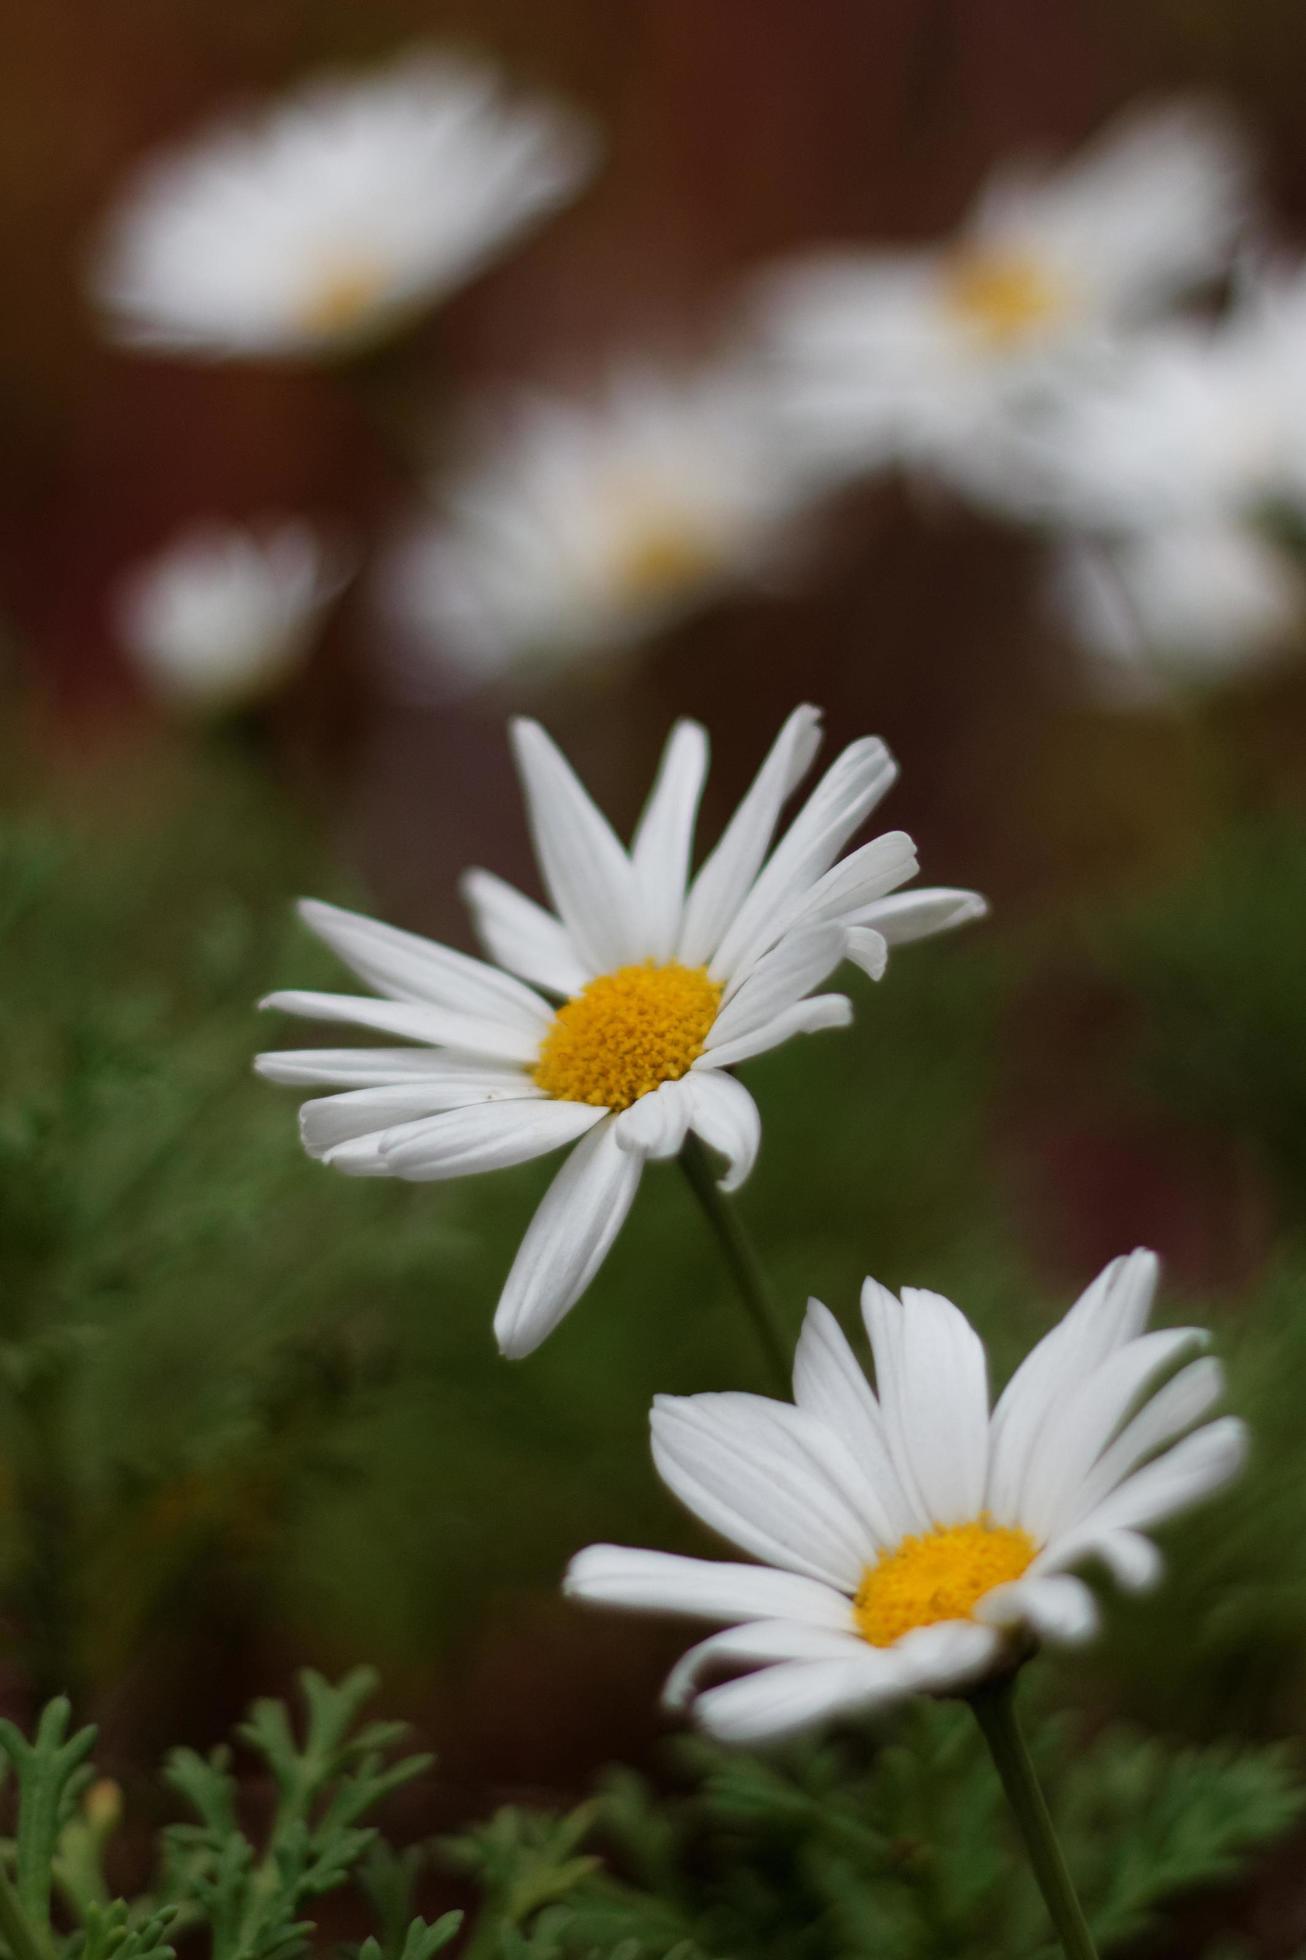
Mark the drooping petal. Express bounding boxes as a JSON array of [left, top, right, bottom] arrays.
[[663, 1620, 872, 1708], [631, 720, 710, 964], [844, 927, 889, 980], [861, 1279, 990, 1527], [375, 1096, 603, 1181], [493, 1117, 643, 1357], [460, 867, 589, 997], [978, 1572, 1100, 1644], [691, 1651, 907, 1744], [696, 992, 852, 1072], [681, 1070, 760, 1192], [613, 1078, 694, 1161], [563, 1544, 855, 1629], [677, 705, 823, 967], [792, 1300, 919, 1541], [651, 1392, 880, 1589], [852, 887, 988, 944], [509, 718, 642, 974]]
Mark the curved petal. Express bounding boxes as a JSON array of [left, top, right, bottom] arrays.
[[297, 897, 552, 1030], [651, 1391, 880, 1589], [853, 887, 988, 944], [1043, 1417, 1248, 1572], [510, 718, 642, 974], [378, 1097, 603, 1181], [677, 705, 823, 967], [631, 720, 709, 963], [1035, 1527, 1162, 1593], [691, 1652, 908, 1744], [714, 923, 846, 1027], [1063, 1355, 1225, 1531], [664, 1621, 872, 1709], [978, 1573, 1099, 1645], [564, 1544, 854, 1628], [697, 992, 852, 1072], [494, 1118, 643, 1357], [845, 926, 888, 980], [299, 1072, 539, 1154], [890, 1617, 1004, 1692], [681, 1071, 760, 1193], [614, 1078, 693, 1161], [792, 1300, 919, 1541], [861, 1279, 990, 1527], [460, 867, 588, 997]]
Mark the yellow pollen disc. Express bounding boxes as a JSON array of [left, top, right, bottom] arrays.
[[943, 248, 1065, 346], [613, 519, 719, 604], [299, 257, 389, 338], [853, 1518, 1037, 1648], [533, 961, 722, 1111]]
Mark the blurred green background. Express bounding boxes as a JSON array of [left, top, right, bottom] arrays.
[[5, 3, 1306, 1950]]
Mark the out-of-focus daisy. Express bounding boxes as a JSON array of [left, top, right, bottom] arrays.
[[754, 100, 1251, 488], [257, 708, 985, 1356], [383, 365, 815, 693], [1048, 523, 1304, 701], [114, 519, 350, 713], [567, 1251, 1246, 1743], [91, 50, 596, 361]]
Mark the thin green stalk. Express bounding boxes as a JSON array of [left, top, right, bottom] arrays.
[[678, 1136, 791, 1395], [0, 1860, 54, 1960], [970, 1676, 1099, 1960]]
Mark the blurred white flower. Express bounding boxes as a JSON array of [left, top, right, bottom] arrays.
[[567, 1252, 1246, 1744], [114, 519, 349, 713], [754, 100, 1251, 488], [91, 50, 596, 361], [1048, 524, 1303, 701], [382, 364, 814, 693], [257, 707, 985, 1357]]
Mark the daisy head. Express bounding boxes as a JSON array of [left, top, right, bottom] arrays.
[[566, 1251, 1247, 1743], [113, 517, 350, 714], [257, 707, 986, 1356], [382, 363, 813, 695], [90, 49, 596, 361], [754, 98, 1251, 483]]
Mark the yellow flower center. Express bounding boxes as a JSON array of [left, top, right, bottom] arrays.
[[853, 1518, 1037, 1647], [299, 256, 389, 339], [532, 961, 722, 1110], [612, 517, 720, 605], [943, 248, 1066, 346]]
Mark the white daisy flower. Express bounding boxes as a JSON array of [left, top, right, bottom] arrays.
[[754, 99, 1250, 488], [383, 364, 813, 693], [114, 518, 350, 713], [90, 50, 596, 361], [1048, 523, 1303, 701], [566, 1251, 1247, 1743], [256, 707, 986, 1356]]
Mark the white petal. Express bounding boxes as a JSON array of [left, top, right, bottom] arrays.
[[298, 897, 552, 1031], [377, 1096, 603, 1180], [681, 1071, 760, 1193], [890, 1617, 1003, 1691], [1017, 1327, 1205, 1542], [510, 718, 642, 974], [786, 831, 919, 933], [1036, 1528, 1161, 1593], [861, 1279, 990, 1527], [631, 720, 709, 964], [978, 1573, 1099, 1645], [564, 1544, 854, 1628], [259, 988, 543, 1063], [696, 992, 852, 1072], [664, 1621, 871, 1708], [651, 1391, 880, 1589], [710, 737, 899, 982], [854, 888, 988, 944], [299, 1073, 539, 1154], [677, 705, 824, 967], [493, 1117, 642, 1357], [692, 1652, 907, 1743], [986, 1250, 1160, 1524], [1064, 1355, 1225, 1529], [255, 1046, 485, 1088], [845, 926, 888, 980], [792, 1300, 919, 1541], [614, 1078, 693, 1161], [713, 922, 847, 1028], [460, 867, 588, 997], [1045, 1416, 1247, 1567]]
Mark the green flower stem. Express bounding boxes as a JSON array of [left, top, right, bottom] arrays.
[[0, 1861, 54, 1960], [970, 1676, 1099, 1960], [678, 1136, 791, 1396]]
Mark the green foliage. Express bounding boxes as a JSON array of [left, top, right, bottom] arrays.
[[0, 1672, 457, 1960], [446, 1701, 1303, 1960]]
